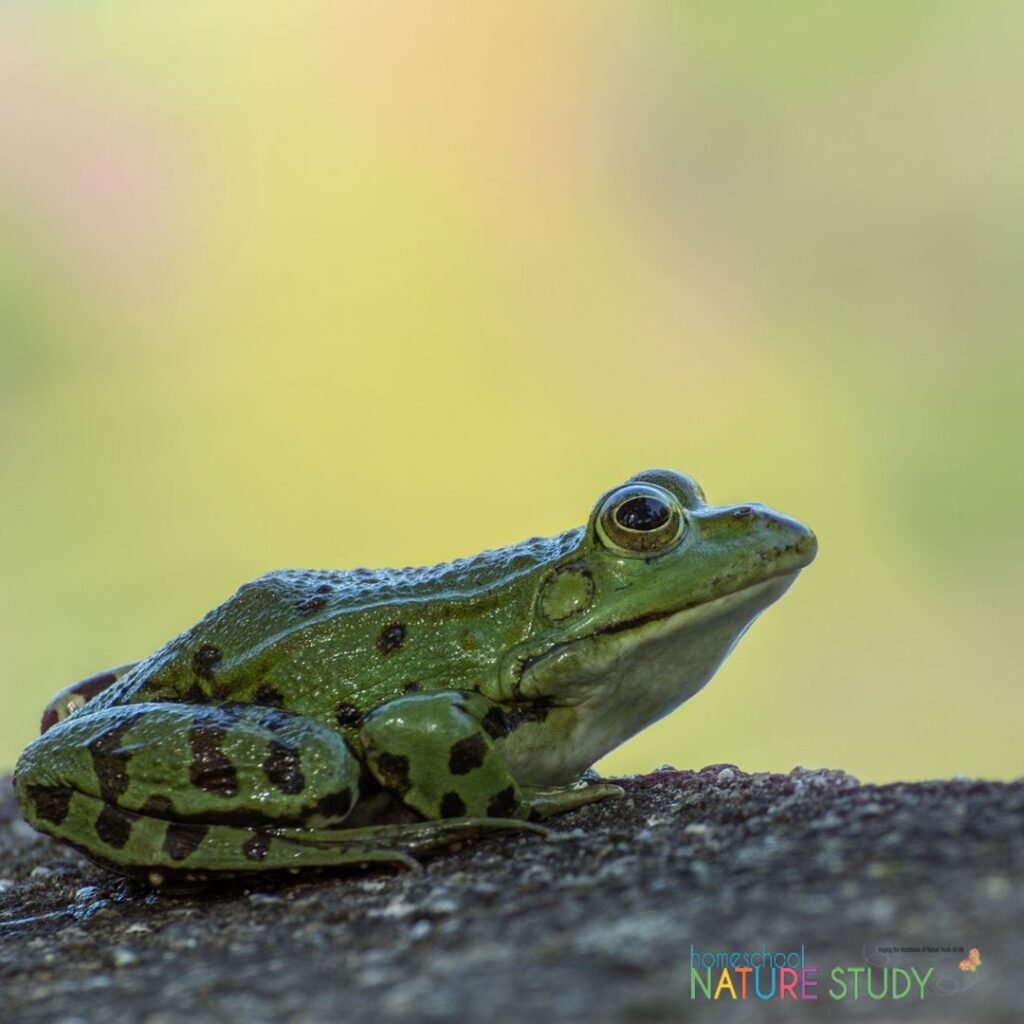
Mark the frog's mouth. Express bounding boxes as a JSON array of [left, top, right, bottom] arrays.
[[504, 569, 803, 706]]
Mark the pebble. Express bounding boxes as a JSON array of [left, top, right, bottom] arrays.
[[112, 947, 138, 968]]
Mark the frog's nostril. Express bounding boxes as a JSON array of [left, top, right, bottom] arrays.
[[732, 506, 754, 519]]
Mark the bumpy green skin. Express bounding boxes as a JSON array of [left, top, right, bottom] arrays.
[[14, 469, 816, 883]]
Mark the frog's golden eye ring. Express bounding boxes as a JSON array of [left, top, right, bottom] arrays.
[[596, 484, 685, 556]]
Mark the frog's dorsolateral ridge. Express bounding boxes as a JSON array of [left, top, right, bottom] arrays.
[[14, 469, 816, 883]]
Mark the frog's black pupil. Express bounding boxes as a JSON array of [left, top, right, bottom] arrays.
[[615, 496, 671, 532]]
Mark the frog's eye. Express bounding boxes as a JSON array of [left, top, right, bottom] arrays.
[[596, 484, 685, 556]]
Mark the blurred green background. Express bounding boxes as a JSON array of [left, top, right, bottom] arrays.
[[1, 3, 1020, 782]]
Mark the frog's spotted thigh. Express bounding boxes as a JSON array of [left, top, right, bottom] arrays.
[[15, 468, 816, 882]]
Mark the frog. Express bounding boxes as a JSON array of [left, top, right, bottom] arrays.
[[14, 468, 816, 885]]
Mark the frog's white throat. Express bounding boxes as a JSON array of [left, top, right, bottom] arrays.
[[503, 574, 798, 787]]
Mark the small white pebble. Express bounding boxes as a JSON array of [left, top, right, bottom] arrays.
[[645, 814, 675, 828], [112, 947, 138, 968], [0, 878, 16, 893], [30, 866, 53, 879], [683, 823, 711, 839], [409, 919, 432, 941], [247, 893, 281, 905], [716, 768, 736, 783], [545, 827, 588, 842], [984, 876, 1011, 900]]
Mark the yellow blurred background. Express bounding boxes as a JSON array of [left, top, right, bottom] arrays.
[[1, 3, 1020, 782]]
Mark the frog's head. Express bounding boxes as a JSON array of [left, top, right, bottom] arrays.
[[498, 469, 816, 784]]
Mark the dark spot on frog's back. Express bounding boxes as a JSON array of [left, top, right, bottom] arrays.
[[376, 622, 406, 655], [296, 595, 327, 616], [335, 701, 363, 728], [163, 822, 209, 861], [252, 685, 285, 709], [448, 734, 488, 775], [95, 804, 134, 849], [192, 644, 222, 680]]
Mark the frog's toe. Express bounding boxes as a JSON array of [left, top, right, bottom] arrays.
[[521, 781, 625, 819]]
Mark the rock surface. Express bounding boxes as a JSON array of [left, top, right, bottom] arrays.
[[1, 765, 1021, 1023]]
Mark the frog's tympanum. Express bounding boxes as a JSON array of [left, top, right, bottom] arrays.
[[15, 469, 816, 884]]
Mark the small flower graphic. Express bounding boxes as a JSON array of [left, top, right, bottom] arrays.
[[959, 948, 982, 973]]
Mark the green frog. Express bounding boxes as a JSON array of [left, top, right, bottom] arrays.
[[14, 469, 816, 884]]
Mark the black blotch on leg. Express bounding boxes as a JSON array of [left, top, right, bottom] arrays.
[[315, 787, 354, 821], [243, 832, 272, 862], [88, 712, 145, 803], [358, 769, 383, 801], [263, 740, 305, 795], [371, 752, 412, 795], [376, 622, 406, 655], [188, 722, 238, 797], [95, 804, 134, 849], [23, 784, 73, 826], [448, 734, 487, 775], [481, 706, 511, 740], [141, 794, 175, 817], [163, 822, 209, 861], [503, 703, 553, 732], [440, 791, 467, 818], [486, 785, 518, 818], [296, 595, 327, 616]]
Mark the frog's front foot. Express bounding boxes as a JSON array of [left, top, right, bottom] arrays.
[[521, 781, 625, 819]]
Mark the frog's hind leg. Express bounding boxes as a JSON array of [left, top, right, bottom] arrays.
[[41, 663, 139, 733], [34, 790, 422, 884], [15, 701, 381, 879]]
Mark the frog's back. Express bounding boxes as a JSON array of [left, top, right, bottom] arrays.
[[92, 530, 585, 724]]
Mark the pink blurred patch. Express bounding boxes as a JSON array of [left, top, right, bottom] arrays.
[[0, 15, 196, 306]]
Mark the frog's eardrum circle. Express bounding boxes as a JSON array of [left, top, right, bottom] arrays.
[[596, 484, 685, 556]]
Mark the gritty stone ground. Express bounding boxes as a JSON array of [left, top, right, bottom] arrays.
[[0, 765, 1021, 1024]]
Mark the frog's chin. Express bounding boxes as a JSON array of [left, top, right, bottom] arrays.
[[503, 572, 800, 787]]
